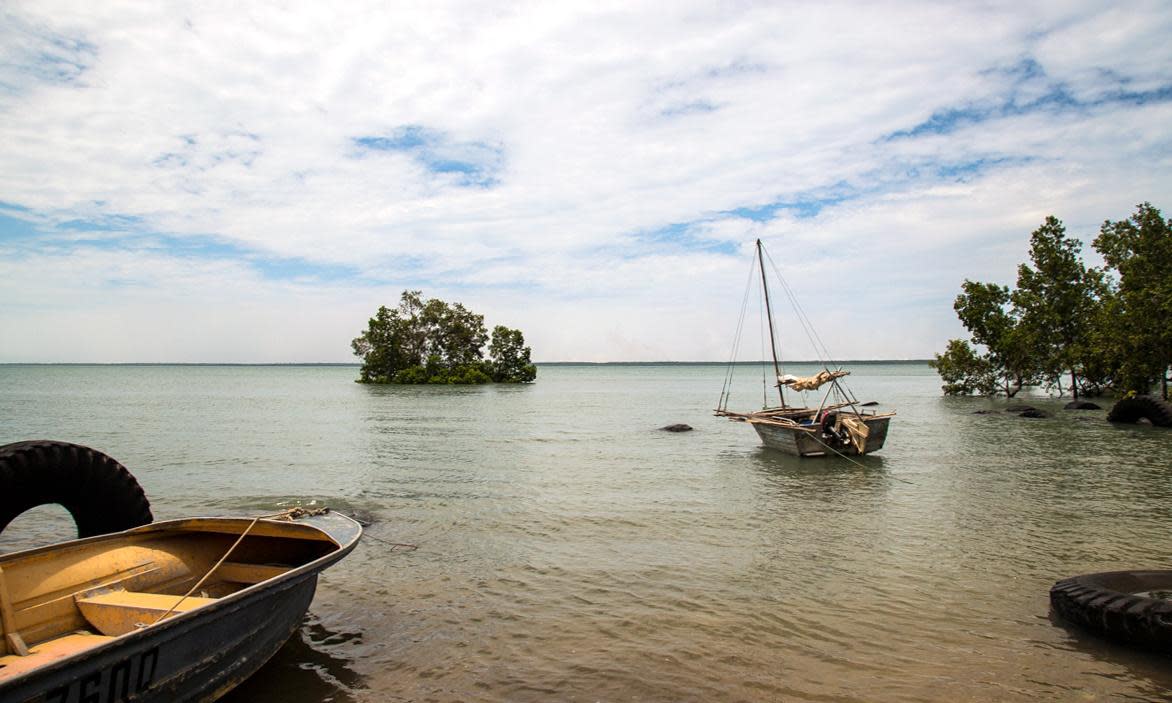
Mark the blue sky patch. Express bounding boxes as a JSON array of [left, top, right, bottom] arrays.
[[934, 156, 1031, 181], [661, 100, 719, 118], [0, 210, 39, 242], [885, 55, 1172, 141], [132, 234, 361, 283], [724, 185, 854, 223], [0, 18, 96, 94], [0, 208, 360, 284], [250, 254, 360, 283], [151, 131, 263, 172], [58, 213, 144, 232], [353, 125, 504, 187], [630, 221, 738, 256]]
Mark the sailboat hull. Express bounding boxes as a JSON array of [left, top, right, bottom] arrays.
[[750, 414, 891, 457]]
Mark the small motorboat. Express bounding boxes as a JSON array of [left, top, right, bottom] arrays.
[[0, 441, 362, 703]]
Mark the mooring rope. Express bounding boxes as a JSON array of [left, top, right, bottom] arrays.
[[148, 506, 416, 626], [805, 432, 914, 485], [151, 514, 264, 624]]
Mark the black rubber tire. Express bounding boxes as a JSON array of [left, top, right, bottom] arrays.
[[1050, 570, 1172, 649], [1107, 395, 1172, 426], [0, 440, 153, 539]]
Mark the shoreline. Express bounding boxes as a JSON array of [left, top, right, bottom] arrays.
[[0, 359, 933, 367]]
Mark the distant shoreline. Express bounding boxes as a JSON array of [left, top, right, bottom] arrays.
[[0, 359, 932, 367]]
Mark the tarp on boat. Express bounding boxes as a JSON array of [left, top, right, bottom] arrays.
[[777, 370, 849, 391]]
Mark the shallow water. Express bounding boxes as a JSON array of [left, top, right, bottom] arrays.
[[2, 363, 1171, 702]]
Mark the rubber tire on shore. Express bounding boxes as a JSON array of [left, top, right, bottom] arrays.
[[0, 440, 153, 539], [1106, 395, 1172, 427], [1050, 570, 1172, 649]]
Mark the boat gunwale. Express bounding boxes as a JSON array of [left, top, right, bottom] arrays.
[[717, 404, 897, 428]]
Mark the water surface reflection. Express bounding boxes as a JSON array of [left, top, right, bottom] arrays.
[[220, 615, 367, 703], [3, 364, 1172, 701]]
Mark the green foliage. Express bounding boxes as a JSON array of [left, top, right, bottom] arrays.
[[1092, 203, 1172, 396], [350, 304, 403, 383], [929, 339, 997, 395], [949, 280, 1038, 397], [488, 325, 537, 383], [1010, 216, 1107, 398], [935, 204, 1171, 399], [351, 291, 536, 385]]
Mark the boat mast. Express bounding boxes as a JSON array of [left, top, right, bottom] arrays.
[[757, 239, 786, 408]]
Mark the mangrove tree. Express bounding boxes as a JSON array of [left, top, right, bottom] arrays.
[[351, 291, 537, 384]]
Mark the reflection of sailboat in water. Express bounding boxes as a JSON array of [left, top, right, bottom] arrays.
[[715, 239, 894, 457]]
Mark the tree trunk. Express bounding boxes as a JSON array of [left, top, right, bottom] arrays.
[[1071, 369, 1079, 399]]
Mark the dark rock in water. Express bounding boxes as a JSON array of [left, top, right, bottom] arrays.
[[1018, 408, 1050, 418], [660, 424, 693, 432], [1064, 401, 1102, 410], [860, 401, 879, 407], [1005, 404, 1035, 412], [973, 410, 1000, 415]]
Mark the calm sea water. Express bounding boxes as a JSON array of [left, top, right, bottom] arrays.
[[2, 363, 1171, 702]]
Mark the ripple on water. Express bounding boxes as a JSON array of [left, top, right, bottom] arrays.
[[2, 365, 1172, 701]]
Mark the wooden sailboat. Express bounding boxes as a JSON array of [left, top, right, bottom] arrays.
[[715, 239, 894, 457]]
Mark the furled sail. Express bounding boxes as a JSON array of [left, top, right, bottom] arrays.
[[777, 369, 849, 392]]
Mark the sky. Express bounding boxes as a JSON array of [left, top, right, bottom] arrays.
[[1, 1, 1170, 363]]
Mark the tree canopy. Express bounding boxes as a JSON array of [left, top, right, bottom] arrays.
[[1092, 203, 1172, 397], [931, 204, 1170, 398], [1010, 216, 1106, 398], [351, 291, 537, 384]]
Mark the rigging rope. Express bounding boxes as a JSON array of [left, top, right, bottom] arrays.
[[762, 247, 835, 365], [721, 239, 868, 412], [719, 255, 758, 411], [759, 271, 768, 407], [148, 507, 415, 627], [760, 247, 862, 408], [805, 433, 914, 485]]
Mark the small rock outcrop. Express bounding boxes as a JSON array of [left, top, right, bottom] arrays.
[[1064, 401, 1102, 410], [1018, 408, 1050, 418], [660, 424, 693, 432]]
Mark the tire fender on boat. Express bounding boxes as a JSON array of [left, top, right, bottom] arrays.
[[0, 440, 153, 539]]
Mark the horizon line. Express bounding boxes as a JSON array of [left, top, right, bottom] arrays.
[[0, 359, 933, 366]]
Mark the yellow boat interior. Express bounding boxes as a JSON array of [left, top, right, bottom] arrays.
[[0, 518, 338, 680]]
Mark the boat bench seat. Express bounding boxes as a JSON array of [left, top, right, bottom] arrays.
[[215, 561, 291, 585], [75, 591, 219, 637]]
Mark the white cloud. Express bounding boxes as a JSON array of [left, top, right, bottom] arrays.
[[1, 0, 1170, 362]]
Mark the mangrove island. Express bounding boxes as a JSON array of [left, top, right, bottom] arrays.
[[351, 290, 537, 384]]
